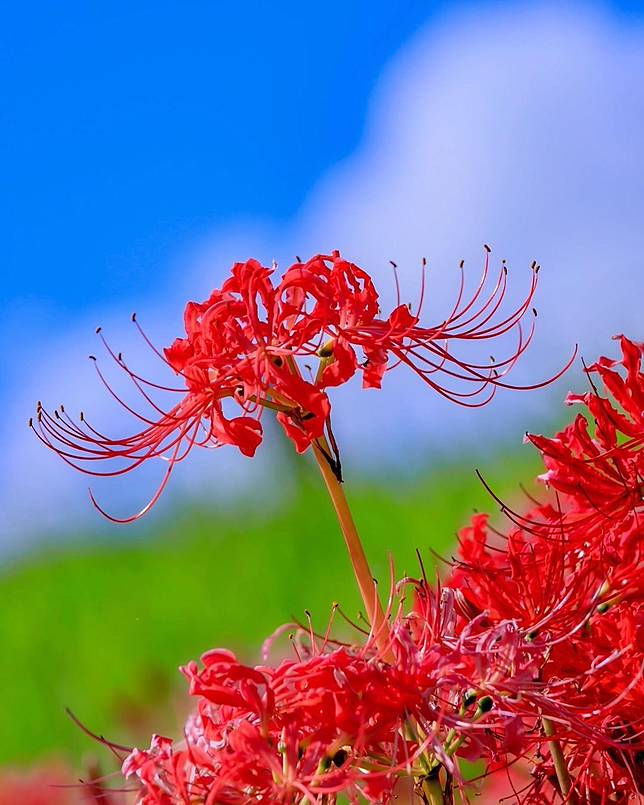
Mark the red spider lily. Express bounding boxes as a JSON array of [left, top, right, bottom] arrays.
[[447, 335, 644, 802], [525, 335, 643, 534], [32, 249, 572, 522], [122, 576, 640, 804]]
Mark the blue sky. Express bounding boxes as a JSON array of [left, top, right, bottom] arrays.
[[2, 1, 434, 317], [2, 1, 644, 547]]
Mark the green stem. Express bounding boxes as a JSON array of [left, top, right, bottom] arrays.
[[542, 717, 575, 802], [312, 440, 394, 663], [421, 775, 445, 805]]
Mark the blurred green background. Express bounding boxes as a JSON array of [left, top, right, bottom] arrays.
[[0, 449, 541, 767]]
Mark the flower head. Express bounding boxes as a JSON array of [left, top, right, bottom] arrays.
[[33, 249, 571, 521]]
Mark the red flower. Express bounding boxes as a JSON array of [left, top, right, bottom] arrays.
[[448, 335, 644, 803], [33, 249, 569, 522], [527, 335, 643, 533], [114, 335, 642, 803]]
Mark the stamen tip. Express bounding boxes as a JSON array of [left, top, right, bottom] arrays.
[[131, 312, 137, 322], [483, 243, 491, 253], [95, 326, 102, 334]]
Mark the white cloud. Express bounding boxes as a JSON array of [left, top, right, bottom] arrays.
[[4, 2, 644, 550]]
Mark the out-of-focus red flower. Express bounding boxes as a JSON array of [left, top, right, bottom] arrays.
[[0, 765, 74, 805], [33, 249, 571, 521], [0, 762, 127, 805]]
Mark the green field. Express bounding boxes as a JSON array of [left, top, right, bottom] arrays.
[[0, 450, 541, 767]]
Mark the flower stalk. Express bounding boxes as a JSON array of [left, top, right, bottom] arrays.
[[312, 439, 394, 663], [542, 716, 575, 802], [421, 774, 445, 805]]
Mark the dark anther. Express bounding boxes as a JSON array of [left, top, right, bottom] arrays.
[[273, 356, 283, 368], [484, 243, 491, 253], [301, 412, 316, 421], [463, 690, 477, 707], [54, 410, 60, 419], [597, 602, 610, 614], [503, 265, 508, 275], [80, 412, 85, 421], [95, 326, 102, 334], [89, 355, 97, 361], [526, 629, 539, 641], [131, 312, 137, 322], [318, 343, 334, 358], [478, 695, 494, 713], [422, 257, 427, 266], [389, 260, 397, 268], [532, 307, 538, 317], [333, 748, 349, 767], [459, 259, 465, 268], [304, 609, 312, 618], [295, 255, 302, 263], [28, 418, 33, 427]]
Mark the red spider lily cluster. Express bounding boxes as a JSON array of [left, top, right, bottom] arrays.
[[31, 249, 569, 521], [28, 251, 642, 802], [118, 336, 643, 804]]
